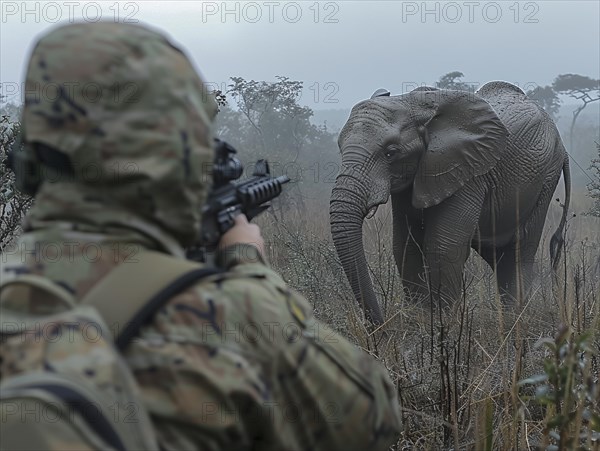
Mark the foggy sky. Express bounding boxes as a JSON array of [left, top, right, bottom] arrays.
[[1, 1, 599, 109]]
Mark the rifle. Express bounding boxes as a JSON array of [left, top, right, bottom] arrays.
[[187, 139, 290, 262]]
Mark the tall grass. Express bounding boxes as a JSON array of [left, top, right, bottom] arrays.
[[259, 192, 600, 450]]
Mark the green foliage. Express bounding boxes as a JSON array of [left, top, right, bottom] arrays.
[[519, 325, 600, 450], [587, 142, 600, 217]]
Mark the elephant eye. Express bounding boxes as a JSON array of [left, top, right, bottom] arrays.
[[384, 146, 398, 159]]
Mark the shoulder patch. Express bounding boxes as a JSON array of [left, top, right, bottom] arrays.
[[286, 296, 306, 326]]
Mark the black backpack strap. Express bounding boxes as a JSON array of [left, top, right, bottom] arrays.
[[81, 251, 223, 350]]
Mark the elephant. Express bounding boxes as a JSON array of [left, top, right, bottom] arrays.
[[329, 82, 571, 326]]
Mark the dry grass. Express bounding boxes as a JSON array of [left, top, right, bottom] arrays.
[[259, 191, 600, 450]]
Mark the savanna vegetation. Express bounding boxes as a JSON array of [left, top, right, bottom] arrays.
[[1, 72, 598, 450]]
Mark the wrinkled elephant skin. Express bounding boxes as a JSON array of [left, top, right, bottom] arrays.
[[330, 82, 571, 326]]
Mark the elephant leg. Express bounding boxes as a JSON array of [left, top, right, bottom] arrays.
[[391, 191, 427, 302], [422, 189, 486, 307], [496, 191, 553, 307], [495, 245, 534, 308]]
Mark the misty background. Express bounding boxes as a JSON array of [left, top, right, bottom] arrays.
[[2, 1, 598, 186], [2, 1, 599, 107]]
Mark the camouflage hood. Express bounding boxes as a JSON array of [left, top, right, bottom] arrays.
[[20, 22, 217, 251]]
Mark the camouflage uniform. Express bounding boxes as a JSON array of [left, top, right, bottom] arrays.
[[0, 23, 401, 450]]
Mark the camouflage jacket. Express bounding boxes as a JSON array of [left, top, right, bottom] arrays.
[[1, 227, 401, 450]]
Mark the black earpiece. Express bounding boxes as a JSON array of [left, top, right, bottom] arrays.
[[7, 132, 43, 196]]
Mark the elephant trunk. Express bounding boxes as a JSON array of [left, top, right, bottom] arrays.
[[330, 174, 384, 326]]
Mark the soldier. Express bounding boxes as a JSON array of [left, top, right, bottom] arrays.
[[0, 22, 401, 450]]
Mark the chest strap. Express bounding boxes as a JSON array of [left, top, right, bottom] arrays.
[[81, 251, 223, 350]]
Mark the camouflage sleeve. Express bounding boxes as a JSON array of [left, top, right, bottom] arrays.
[[265, 279, 402, 449], [128, 260, 401, 450], [215, 243, 266, 269]]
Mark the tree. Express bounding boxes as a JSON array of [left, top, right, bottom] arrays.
[[436, 71, 472, 91], [552, 74, 600, 150], [526, 85, 561, 120], [226, 76, 317, 160], [220, 76, 334, 166], [216, 76, 336, 216], [587, 142, 600, 217], [0, 102, 22, 122]]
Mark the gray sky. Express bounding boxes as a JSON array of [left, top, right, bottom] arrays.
[[1, 1, 599, 109]]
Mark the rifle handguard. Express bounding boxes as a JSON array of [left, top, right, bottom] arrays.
[[238, 175, 290, 205]]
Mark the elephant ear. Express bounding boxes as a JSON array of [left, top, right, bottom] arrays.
[[411, 90, 508, 209]]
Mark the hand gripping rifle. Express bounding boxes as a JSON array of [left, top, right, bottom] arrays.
[[187, 139, 290, 262]]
